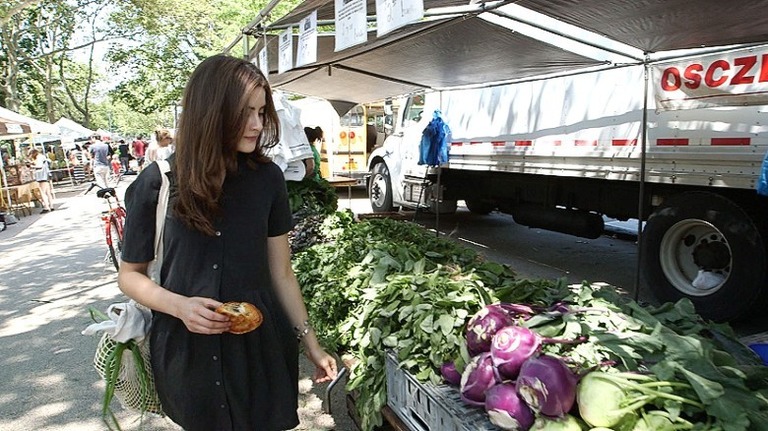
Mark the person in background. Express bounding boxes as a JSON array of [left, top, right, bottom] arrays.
[[117, 54, 337, 431], [88, 134, 113, 188], [118, 139, 131, 172], [110, 154, 122, 176], [302, 126, 323, 179], [29, 148, 55, 213], [146, 128, 175, 162], [68, 144, 86, 184], [131, 136, 146, 171], [46, 147, 56, 163]]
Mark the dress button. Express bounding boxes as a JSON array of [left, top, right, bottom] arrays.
[[213, 264, 219, 270], [215, 231, 221, 237], [212, 355, 218, 361], [220, 404, 226, 409], [215, 381, 221, 386]]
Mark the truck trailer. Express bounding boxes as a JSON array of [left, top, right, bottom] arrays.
[[367, 45, 768, 322]]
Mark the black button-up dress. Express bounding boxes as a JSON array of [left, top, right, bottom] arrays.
[[121, 155, 299, 431]]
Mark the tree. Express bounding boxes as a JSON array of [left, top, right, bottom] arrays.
[[1, 0, 304, 129], [0, 0, 43, 27], [106, 0, 289, 118], [0, 0, 132, 126]]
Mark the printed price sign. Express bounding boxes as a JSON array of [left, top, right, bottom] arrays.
[[335, 0, 368, 51], [278, 27, 293, 74], [375, 0, 423, 37], [296, 11, 318, 67], [258, 47, 269, 78]]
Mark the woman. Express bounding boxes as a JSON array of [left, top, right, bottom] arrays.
[[118, 55, 337, 431], [302, 126, 323, 179], [146, 127, 175, 162], [29, 148, 54, 213], [68, 145, 86, 184]]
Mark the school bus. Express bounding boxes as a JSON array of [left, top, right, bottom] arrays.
[[318, 103, 387, 181]]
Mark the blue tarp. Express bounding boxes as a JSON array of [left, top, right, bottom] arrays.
[[758, 150, 768, 196], [418, 110, 451, 166]]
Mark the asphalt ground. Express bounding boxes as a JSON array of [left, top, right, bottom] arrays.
[[0, 176, 353, 431]]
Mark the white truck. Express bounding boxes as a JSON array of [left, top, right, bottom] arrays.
[[367, 45, 768, 322]]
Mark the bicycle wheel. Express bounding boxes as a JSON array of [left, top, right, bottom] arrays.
[[108, 218, 122, 271]]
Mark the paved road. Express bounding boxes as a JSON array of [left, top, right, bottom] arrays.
[[0, 179, 349, 431]]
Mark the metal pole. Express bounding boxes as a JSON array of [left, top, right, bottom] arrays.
[[634, 60, 650, 302], [0, 144, 14, 217]]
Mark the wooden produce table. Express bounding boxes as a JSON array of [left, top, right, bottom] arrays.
[[1, 181, 42, 216], [325, 175, 359, 206]]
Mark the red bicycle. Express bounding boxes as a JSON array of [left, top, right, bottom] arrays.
[[86, 183, 126, 271]]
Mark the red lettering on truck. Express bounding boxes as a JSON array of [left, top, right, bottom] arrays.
[[732, 56, 757, 85], [704, 60, 729, 87], [682, 64, 703, 89], [660, 54, 768, 91]]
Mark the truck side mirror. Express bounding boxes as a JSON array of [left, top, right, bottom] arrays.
[[384, 100, 393, 115]]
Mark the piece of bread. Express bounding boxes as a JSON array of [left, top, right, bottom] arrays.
[[216, 302, 263, 334]]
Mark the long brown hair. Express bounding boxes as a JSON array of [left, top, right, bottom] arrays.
[[174, 54, 280, 236]]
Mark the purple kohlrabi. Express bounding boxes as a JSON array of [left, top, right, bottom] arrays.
[[516, 355, 578, 417], [485, 382, 535, 431], [466, 304, 533, 355], [490, 325, 541, 379], [440, 361, 462, 385], [460, 352, 500, 406]]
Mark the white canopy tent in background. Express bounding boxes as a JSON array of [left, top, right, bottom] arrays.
[[0, 106, 59, 136], [0, 106, 62, 157], [55, 117, 95, 146]]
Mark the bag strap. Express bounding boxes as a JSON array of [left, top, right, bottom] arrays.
[[149, 159, 171, 283]]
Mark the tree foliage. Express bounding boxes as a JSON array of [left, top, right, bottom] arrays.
[[1, 0, 303, 136]]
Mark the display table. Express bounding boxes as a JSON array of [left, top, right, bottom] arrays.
[[1, 181, 42, 216], [326, 175, 358, 207]]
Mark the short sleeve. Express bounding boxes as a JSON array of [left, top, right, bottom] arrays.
[[121, 163, 162, 263], [268, 164, 294, 237]]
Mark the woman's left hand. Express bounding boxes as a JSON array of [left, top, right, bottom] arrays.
[[306, 347, 338, 383]]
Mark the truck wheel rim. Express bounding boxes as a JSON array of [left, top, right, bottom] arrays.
[[659, 220, 732, 296], [371, 174, 387, 207]]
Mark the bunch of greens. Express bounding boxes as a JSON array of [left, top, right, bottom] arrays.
[[295, 213, 768, 431], [515, 284, 768, 430], [286, 176, 338, 215], [87, 307, 162, 431], [293, 213, 567, 430], [286, 177, 339, 254]]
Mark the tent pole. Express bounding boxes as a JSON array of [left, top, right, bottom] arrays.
[[0, 147, 14, 217], [435, 165, 441, 237], [634, 60, 650, 302]]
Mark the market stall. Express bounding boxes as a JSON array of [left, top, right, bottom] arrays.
[[0, 113, 33, 214], [0, 107, 62, 212]]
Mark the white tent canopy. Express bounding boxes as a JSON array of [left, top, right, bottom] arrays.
[[0, 106, 59, 136], [54, 117, 95, 140]]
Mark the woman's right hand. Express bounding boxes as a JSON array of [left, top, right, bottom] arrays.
[[176, 297, 232, 335]]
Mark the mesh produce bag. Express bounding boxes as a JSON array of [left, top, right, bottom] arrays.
[[94, 332, 164, 416]]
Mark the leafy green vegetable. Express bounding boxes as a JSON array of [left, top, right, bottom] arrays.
[[293, 214, 768, 431]]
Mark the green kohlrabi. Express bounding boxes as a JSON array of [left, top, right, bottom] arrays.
[[577, 371, 703, 428]]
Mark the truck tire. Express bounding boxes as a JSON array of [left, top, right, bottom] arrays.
[[465, 199, 496, 215], [369, 162, 394, 212], [640, 191, 767, 321]]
